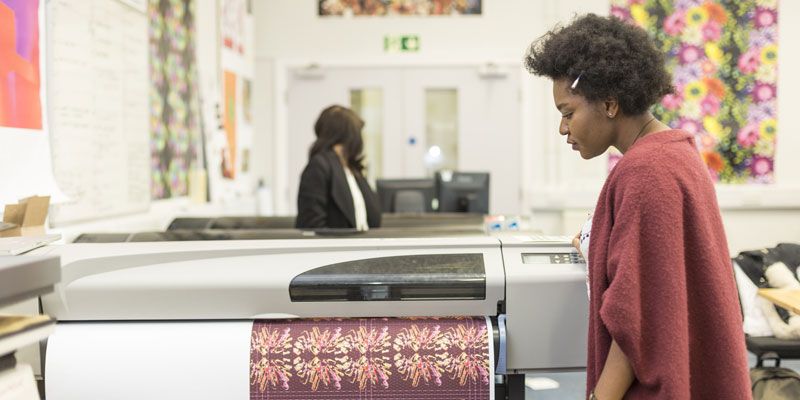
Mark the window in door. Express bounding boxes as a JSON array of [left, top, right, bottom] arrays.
[[351, 88, 383, 184], [425, 89, 458, 175]]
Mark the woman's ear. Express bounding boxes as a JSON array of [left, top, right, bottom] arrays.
[[604, 99, 619, 118]]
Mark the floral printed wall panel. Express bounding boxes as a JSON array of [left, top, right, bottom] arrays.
[[319, 0, 481, 16], [610, 0, 778, 183], [250, 317, 492, 399], [150, 0, 201, 198]]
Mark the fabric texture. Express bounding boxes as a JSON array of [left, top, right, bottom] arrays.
[[587, 129, 751, 399], [249, 317, 492, 399], [295, 149, 382, 229]]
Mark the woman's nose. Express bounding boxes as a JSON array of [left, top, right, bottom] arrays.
[[559, 120, 569, 135]]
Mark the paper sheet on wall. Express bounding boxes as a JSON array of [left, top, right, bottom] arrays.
[[46, 0, 150, 224]]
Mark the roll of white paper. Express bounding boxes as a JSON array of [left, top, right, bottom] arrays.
[[45, 322, 252, 400]]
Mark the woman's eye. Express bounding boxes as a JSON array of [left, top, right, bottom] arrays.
[[562, 113, 573, 119]]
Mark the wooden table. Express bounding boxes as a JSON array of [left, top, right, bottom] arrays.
[[758, 289, 800, 314]]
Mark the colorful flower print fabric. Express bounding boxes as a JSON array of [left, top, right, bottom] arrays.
[[250, 317, 492, 399], [611, 0, 778, 183]]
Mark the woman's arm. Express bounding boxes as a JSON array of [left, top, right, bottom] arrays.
[[592, 339, 635, 399], [295, 158, 330, 228]]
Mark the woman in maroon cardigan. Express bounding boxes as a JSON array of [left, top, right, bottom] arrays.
[[525, 14, 751, 400]]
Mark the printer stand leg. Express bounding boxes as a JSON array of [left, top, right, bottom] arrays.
[[507, 374, 526, 400]]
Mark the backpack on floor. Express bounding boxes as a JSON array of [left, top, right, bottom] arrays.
[[751, 366, 800, 399]]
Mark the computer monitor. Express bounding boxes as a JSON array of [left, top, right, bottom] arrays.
[[436, 171, 490, 214], [376, 178, 437, 213]]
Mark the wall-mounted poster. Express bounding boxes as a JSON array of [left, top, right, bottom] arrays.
[[611, 0, 779, 184], [150, 0, 201, 199], [0, 0, 42, 130], [319, 0, 481, 16], [222, 0, 246, 54]]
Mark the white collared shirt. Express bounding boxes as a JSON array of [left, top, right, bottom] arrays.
[[344, 167, 369, 231]]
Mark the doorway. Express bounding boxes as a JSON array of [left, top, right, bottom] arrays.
[[280, 64, 522, 215]]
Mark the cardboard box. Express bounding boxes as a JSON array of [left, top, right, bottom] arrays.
[[1, 196, 50, 238]]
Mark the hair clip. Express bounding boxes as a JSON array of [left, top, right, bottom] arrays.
[[571, 72, 583, 90]]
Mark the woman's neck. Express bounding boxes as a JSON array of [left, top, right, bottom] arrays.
[[616, 113, 668, 154], [332, 144, 348, 167]]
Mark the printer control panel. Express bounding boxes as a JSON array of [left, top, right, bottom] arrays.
[[521, 253, 585, 265]]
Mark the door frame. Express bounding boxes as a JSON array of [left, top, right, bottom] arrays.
[[272, 59, 536, 216]]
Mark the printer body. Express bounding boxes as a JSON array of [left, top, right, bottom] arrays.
[[35, 236, 588, 399]]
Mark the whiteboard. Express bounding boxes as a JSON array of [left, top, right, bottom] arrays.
[[46, 0, 150, 224]]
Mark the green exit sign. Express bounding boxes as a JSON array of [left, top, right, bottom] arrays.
[[384, 35, 420, 53]]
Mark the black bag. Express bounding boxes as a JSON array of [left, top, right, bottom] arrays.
[[751, 366, 800, 399]]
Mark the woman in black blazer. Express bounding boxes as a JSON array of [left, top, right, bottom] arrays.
[[295, 105, 382, 230]]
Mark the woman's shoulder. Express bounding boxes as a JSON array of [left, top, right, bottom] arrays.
[[308, 149, 336, 168], [613, 130, 695, 172]]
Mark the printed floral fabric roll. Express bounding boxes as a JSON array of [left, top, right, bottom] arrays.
[[250, 316, 493, 399]]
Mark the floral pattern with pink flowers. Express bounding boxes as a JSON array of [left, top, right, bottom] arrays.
[[149, 0, 201, 198], [250, 317, 491, 399], [611, 0, 779, 183], [318, 0, 481, 16]]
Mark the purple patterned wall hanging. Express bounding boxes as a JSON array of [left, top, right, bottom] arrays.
[[149, 0, 201, 198]]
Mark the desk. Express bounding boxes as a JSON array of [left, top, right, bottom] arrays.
[[758, 289, 800, 314]]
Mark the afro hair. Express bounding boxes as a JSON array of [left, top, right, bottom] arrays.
[[525, 14, 674, 115]]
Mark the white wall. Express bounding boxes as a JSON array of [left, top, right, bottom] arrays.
[[255, 1, 556, 61], [253, 1, 800, 254]]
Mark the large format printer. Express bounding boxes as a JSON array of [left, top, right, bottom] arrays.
[[33, 236, 587, 399]]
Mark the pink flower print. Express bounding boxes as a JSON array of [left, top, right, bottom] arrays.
[[392, 324, 450, 387], [393, 352, 444, 387], [750, 156, 773, 177], [345, 326, 392, 390], [661, 93, 683, 111], [610, 6, 630, 21], [748, 102, 775, 124], [738, 48, 760, 74], [679, 44, 703, 65], [737, 124, 760, 148], [678, 118, 702, 134], [250, 326, 294, 392], [701, 21, 722, 41], [700, 134, 716, 150], [444, 324, 491, 386], [392, 324, 448, 352], [293, 356, 344, 391], [752, 83, 776, 103], [664, 11, 685, 36], [292, 327, 351, 391], [700, 95, 721, 116], [755, 7, 777, 29], [701, 60, 717, 74]]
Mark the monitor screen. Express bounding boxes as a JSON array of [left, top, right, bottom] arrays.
[[436, 171, 490, 214], [376, 178, 436, 213]]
